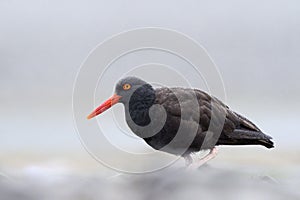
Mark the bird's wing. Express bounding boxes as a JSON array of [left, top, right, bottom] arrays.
[[232, 111, 261, 132], [154, 88, 232, 150], [155, 87, 274, 149], [156, 87, 263, 131]]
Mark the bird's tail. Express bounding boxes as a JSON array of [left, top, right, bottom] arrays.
[[219, 130, 274, 149], [257, 139, 274, 149]]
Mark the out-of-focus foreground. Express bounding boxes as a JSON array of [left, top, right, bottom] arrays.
[[1, 166, 300, 200]]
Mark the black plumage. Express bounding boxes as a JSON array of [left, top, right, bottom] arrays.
[[88, 77, 274, 167]]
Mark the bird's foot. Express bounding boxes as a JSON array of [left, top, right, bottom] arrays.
[[186, 147, 218, 170]]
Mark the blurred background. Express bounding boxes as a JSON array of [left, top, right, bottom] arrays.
[[1, 0, 300, 199]]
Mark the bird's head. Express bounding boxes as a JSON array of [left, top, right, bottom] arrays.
[[87, 76, 149, 119]]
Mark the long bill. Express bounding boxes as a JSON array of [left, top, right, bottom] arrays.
[[87, 94, 122, 119]]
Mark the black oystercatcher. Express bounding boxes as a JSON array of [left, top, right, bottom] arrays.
[[87, 77, 274, 168]]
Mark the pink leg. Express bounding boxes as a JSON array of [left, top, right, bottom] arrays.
[[187, 147, 218, 170], [184, 154, 193, 166]]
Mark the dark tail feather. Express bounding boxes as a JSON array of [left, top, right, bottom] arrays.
[[257, 139, 274, 148], [222, 129, 274, 149]]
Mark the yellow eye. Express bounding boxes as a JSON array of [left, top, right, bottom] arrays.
[[123, 83, 131, 90]]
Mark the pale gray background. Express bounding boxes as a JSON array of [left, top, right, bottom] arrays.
[[1, 0, 299, 176]]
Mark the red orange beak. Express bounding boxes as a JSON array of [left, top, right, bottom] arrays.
[[87, 94, 122, 119]]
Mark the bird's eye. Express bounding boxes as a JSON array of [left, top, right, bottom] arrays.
[[123, 83, 131, 90]]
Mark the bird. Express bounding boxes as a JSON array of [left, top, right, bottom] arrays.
[[87, 76, 274, 169]]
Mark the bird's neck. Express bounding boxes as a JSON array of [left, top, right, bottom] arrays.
[[126, 84, 156, 126]]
